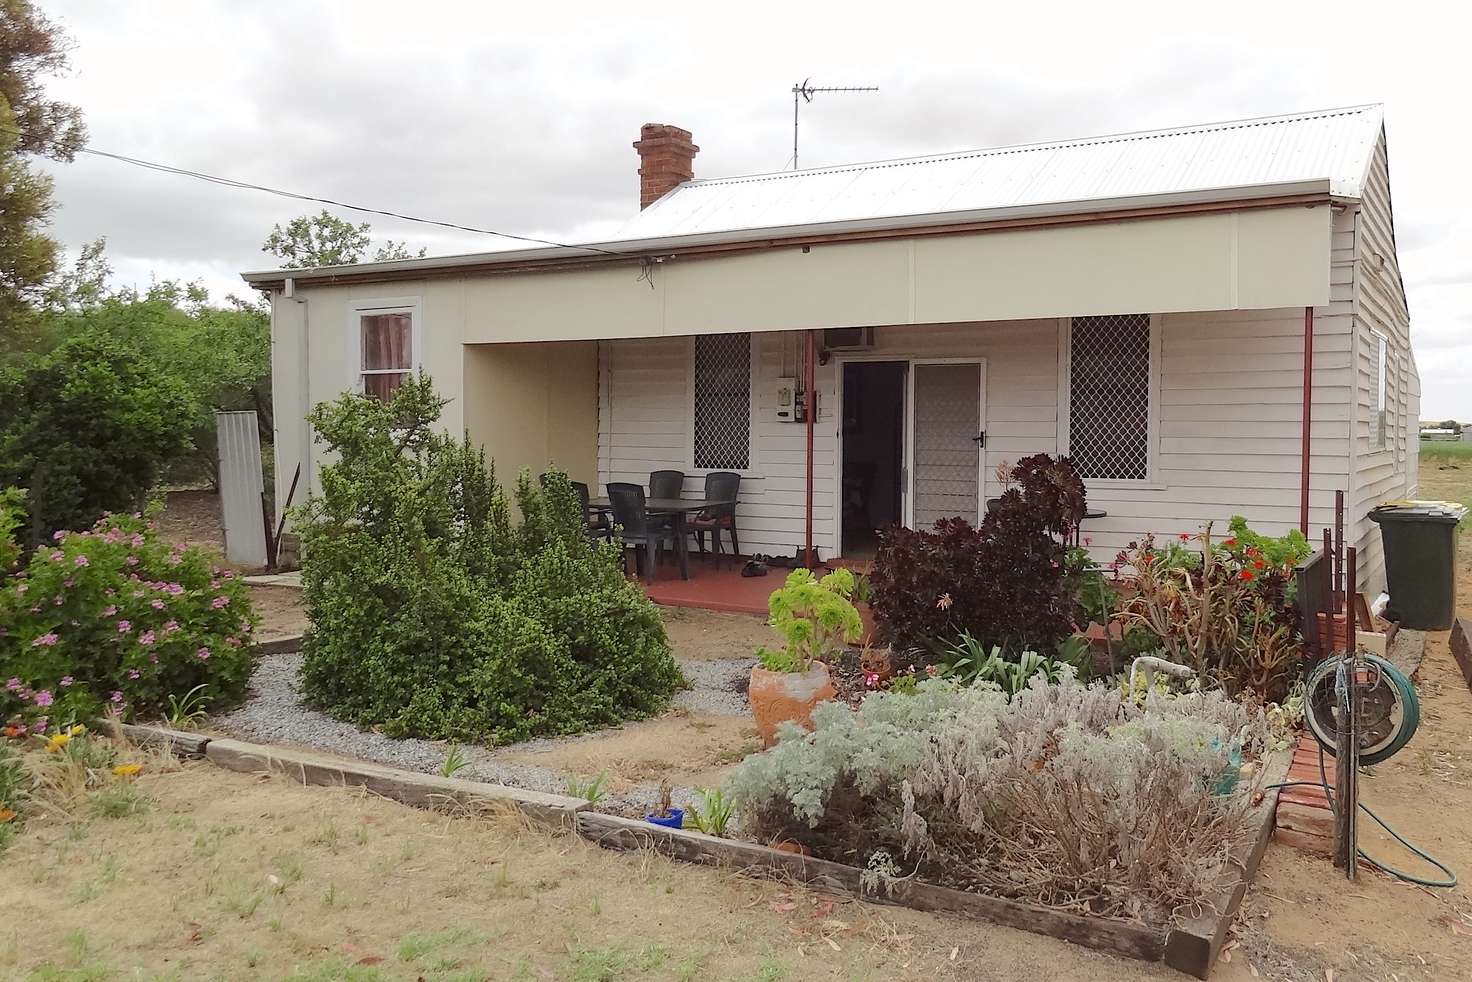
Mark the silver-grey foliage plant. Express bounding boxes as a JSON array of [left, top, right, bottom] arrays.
[[726, 674, 1268, 923]]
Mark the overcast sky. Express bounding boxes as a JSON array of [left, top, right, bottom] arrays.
[[35, 0, 1472, 418]]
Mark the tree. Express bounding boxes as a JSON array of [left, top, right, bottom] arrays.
[[43, 237, 111, 313], [262, 210, 425, 268], [44, 273, 272, 490], [0, 242, 274, 538], [0, 0, 86, 352], [0, 324, 196, 543]]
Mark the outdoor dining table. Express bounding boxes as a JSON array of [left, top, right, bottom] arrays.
[[587, 495, 734, 581]]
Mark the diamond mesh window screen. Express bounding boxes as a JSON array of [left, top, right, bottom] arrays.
[[1069, 314, 1152, 481], [693, 333, 751, 470]]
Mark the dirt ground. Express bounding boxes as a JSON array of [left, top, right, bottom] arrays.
[[659, 606, 771, 660], [156, 488, 228, 556], [499, 711, 762, 794], [0, 763, 1191, 982], [250, 585, 312, 642]]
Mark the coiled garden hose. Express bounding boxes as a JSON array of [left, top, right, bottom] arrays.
[[1265, 741, 1457, 888], [1304, 653, 1420, 765]]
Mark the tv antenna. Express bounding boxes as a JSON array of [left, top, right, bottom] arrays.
[[790, 79, 878, 170]]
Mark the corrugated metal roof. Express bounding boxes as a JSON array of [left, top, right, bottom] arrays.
[[242, 104, 1382, 285], [616, 104, 1383, 241]]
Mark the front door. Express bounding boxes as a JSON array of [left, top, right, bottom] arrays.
[[906, 360, 986, 530]]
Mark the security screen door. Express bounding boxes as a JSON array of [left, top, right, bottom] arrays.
[[906, 360, 986, 529]]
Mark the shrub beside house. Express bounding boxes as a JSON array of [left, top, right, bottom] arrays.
[[294, 374, 682, 744]]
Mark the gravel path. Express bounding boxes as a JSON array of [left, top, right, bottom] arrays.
[[214, 651, 755, 815]]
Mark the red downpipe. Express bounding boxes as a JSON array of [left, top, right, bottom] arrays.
[[1299, 306, 1314, 534], [804, 330, 817, 569]]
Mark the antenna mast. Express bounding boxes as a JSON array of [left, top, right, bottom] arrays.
[[790, 79, 879, 170]]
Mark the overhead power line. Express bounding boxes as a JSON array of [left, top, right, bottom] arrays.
[[0, 123, 628, 259]]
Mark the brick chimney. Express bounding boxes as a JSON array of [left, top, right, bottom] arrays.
[[632, 123, 698, 209]]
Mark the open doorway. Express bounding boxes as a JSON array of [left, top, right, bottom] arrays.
[[840, 361, 906, 559]]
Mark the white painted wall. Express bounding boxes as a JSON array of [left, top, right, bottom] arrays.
[[596, 307, 1353, 561], [1348, 130, 1419, 594], [461, 206, 1331, 343], [268, 280, 467, 524]]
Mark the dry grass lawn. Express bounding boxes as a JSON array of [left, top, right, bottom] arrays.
[[0, 763, 1178, 982]]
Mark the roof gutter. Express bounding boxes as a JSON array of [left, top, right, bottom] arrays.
[[241, 178, 1336, 291]]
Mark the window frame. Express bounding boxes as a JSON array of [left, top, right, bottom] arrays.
[[347, 296, 422, 398], [1371, 329, 1390, 453], [685, 331, 760, 477], [1056, 313, 1163, 490]]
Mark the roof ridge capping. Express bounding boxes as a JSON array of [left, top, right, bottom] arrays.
[[685, 103, 1385, 188]]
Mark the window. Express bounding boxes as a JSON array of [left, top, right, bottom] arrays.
[[1065, 313, 1155, 481], [1372, 330, 1389, 451], [352, 300, 419, 400], [691, 332, 752, 470]]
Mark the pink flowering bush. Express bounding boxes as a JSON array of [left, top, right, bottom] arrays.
[[0, 498, 256, 733]]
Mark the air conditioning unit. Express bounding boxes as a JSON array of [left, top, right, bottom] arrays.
[[822, 327, 874, 350]]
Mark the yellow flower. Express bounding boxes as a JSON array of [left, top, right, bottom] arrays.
[[68, 724, 86, 736], [111, 764, 143, 778], [45, 733, 71, 753]]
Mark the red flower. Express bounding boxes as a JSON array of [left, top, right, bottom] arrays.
[[1253, 559, 1265, 570], [1246, 546, 1261, 558], [1178, 533, 1191, 541], [1223, 537, 1237, 547], [1239, 569, 1255, 582]]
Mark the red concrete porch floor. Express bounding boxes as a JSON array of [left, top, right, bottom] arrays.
[[636, 554, 775, 615]]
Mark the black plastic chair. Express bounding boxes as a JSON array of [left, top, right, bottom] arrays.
[[608, 482, 676, 581], [574, 480, 612, 541], [649, 470, 685, 500], [647, 470, 684, 534], [690, 471, 741, 563]]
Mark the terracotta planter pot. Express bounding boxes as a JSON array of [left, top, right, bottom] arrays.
[[749, 663, 837, 748]]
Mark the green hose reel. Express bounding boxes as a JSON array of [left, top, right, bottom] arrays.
[[1304, 652, 1420, 765]]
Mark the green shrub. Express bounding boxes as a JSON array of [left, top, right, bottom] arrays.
[[296, 374, 680, 745], [0, 503, 256, 732], [756, 568, 862, 672], [0, 326, 196, 544], [1114, 525, 1301, 701]]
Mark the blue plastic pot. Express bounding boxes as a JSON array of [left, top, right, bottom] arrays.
[[645, 808, 684, 829]]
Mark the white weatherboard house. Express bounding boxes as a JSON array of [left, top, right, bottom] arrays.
[[245, 105, 1418, 592]]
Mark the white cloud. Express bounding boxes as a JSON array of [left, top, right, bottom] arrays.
[[32, 0, 1472, 417]]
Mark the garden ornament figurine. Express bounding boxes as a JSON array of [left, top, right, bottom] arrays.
[[1128, 655, 1196, 693]]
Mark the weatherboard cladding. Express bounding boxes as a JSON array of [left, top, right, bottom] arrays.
[[1348, 131, 1418, 594], [596, 303, 1355, 560]]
